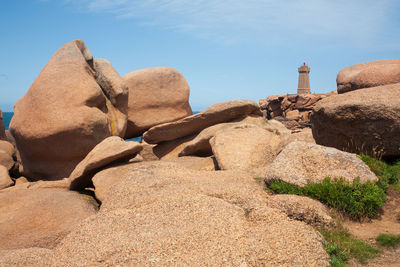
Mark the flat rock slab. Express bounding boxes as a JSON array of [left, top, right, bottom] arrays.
[[268, 194, 335, 228], [311, 83, 400, 158], [210, 124, 284, 171], [265, 141, 378, 187], [143, 100, 262, 144], [179, 116, 290, 157], [0, 187, 98, 250], [69, 136, 142, 190]]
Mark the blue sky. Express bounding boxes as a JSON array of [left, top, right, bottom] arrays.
[[1, 0, 399, 111]]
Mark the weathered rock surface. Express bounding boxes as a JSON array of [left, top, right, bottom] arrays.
[[152, 134, 196, 160], [269, 194, 335, 228], [143, 100, 262, 144], [122, 67, 192, 138], [337, 60, 400, 94], [69, 136, 142, 190], [179, 116, 290, 157], [0, 150, 13, 170], [211, 124, 285, 173], [0, 187, 98, 250], [0, 140, 14, 157], [265, 141, 378, 187], [9, 40, 128, 180], [311, 83, 400, 158], [0, 161, 329, 266], [0, 165, 13, 190]]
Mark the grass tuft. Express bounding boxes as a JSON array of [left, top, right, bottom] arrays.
[[267, 178, 386, 219], [376, 234, 400, 248], [321, 226, 379, 265]]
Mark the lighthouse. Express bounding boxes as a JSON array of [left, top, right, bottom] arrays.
[[297, 62, 311, 94]]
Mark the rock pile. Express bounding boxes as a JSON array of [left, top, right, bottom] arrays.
[[259, 93, 335, 130]]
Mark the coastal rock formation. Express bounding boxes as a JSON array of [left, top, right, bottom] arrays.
[[179, 117, 289, 157], [311, 83, 400, 158], [268, 194, 335, 228], [265, 141, 378, 187], [0, 110, 5, 140], [0, 165, 13, 190], [0, 150, 13, 170], [337, 60, 400, 94], [9, 40, 128, 180], [259, 93, 334, 130], [0, 187, 98, 250], [69, 136, 142, 190], [122, 67, 192, 138], [143, 100, 262, 144], [210, 124, 284, 173]]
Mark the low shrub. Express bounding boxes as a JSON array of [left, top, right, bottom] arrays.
[[267, 178, 386, 219], [321, 226, 379, 266], [376, 234, 400, 247]]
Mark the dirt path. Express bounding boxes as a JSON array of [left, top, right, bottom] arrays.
[[343, 187, 400, 266]]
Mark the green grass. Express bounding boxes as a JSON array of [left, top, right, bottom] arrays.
[[321, 227, 379, 266], [392, 182, 400, 192], [360, 155, 400, 192], [267, 178, 386, 219], [376, 234, 400, 247]]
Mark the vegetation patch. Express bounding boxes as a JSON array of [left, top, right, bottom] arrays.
[[360, 155, 400, 192], [321, 226, 379, 266], [376, 234, 400, 248], [267, 178, 386, 219]]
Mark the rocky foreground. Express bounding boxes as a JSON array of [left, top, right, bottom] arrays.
[[0, 41, 399, 266]]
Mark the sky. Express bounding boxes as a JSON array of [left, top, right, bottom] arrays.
[[1, 0, 399, 111]]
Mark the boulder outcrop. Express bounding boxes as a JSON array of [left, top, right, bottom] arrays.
[[143, 100, 262, 144], [337, 60, 400, 94], [0, 110, 5, 140], [69, 136, 142, 190], [311, 83, 400, 158], [265, 141, 378, 187], [0, 187, 98, 250], [211, 124, 285, 173], [0, 165, 13, 190], [9, 40, 128, 180], [122, 67, 192, 138]]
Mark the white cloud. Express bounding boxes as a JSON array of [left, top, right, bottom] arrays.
[[63, 0, 398, 45]]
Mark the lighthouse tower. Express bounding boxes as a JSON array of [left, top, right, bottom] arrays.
[[297, 62, 311, 94]]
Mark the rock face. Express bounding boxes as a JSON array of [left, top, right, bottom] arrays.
[[210, 124, 284, 172], [337, 60, 400, 94], [311, 83, 400, 158], [0, 187, 98, 250], [143, 100, 262, 144], [265, 141, 378, 187], [0, 110, 5, 140], [122, 67, 192, 138], [0, 165, 13, 190], [9, 40, 128, 180], [69, 136, 142, 190], [259, 93, 334, 130], [268, 194, 335, 228], [179, 116, 289, 157]]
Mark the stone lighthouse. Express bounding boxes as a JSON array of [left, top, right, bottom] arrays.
[[297, 62, 311, 94]]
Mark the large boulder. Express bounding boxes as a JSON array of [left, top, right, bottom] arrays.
[[311, 83, 400, 158], [265, 141, 378, 187], [0, 187, 98, 250], [69, 136, 142, 190], [122, 67, 192, 138], [0, 110, 5, 140], [9, 40, 128, 180], [143, 100, 262, 144], [210, 124, 285, 173], [337, 60, 400, 94]]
